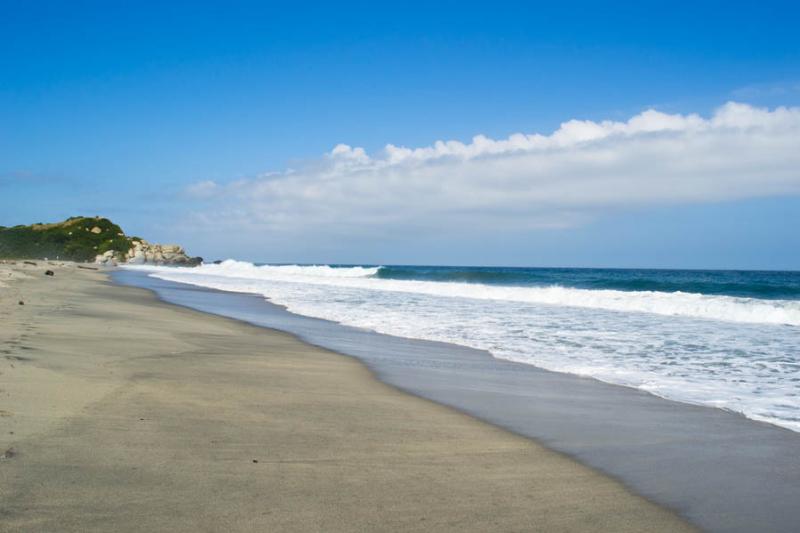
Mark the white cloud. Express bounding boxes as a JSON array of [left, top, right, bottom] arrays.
[[185, 102, 800, 240], [184, 179, 219, 198]]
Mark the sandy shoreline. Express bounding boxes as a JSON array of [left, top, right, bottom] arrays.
[[0, 262, 693, 532]]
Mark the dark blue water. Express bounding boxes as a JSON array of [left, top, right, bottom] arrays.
[[369, 265, 800, 299]]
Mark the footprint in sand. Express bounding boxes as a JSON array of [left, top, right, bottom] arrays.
[[0, 448, 16, 460]]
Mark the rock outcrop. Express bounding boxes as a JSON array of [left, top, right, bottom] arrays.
[[125, 240, 202, 266], [95, 239, 202, 267]]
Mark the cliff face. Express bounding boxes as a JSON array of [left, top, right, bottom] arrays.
[[0, 216, 201, 266]]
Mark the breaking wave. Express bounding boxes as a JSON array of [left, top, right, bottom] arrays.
[[128, 260, 800, 326]]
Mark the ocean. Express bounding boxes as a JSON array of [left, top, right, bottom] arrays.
[[125, 262, 800, 432]]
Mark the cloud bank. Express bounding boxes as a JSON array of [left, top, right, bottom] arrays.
[[186, 102, 800, 240]]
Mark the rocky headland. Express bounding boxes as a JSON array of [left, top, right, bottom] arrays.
[[0, 216, 202, 267]]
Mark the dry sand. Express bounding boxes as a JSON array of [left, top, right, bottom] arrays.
[[0, 261, 695, 532]]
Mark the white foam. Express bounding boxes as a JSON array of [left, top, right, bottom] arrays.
[[126, 260, 800, 326]]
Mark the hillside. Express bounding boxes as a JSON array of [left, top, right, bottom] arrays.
[[0, 217, 136, 262]]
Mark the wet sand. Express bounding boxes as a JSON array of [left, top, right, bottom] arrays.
[[0, 262, 693, 532]]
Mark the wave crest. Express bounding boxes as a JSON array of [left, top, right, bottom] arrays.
[[158, 260, 381, 279], [124, 261, 800, 326]]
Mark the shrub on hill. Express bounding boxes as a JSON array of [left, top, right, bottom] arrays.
[[0, 216, 134, 262]]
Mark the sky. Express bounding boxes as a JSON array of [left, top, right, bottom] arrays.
[[2, 1, 800, 269]]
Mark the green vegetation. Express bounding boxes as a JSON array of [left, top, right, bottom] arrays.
[[0, 216, 134, 262]]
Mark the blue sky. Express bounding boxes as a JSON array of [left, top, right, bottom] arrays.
[[2, 1, 800, 268]]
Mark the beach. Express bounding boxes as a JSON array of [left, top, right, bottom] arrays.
[[115, 266, 800, 533], [0, 262, 694, 531]]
